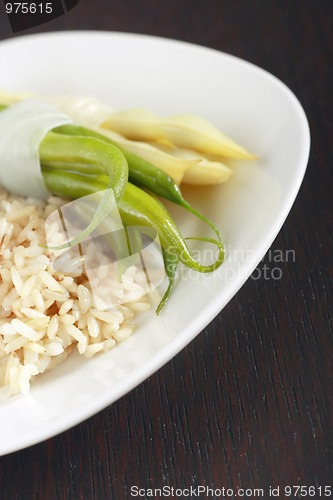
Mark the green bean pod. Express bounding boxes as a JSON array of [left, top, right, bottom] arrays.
[[53, 124, 222, 243], [0, 104, 128, 202], [158, 247, 180, 314], [39, 131, 128, 201], [1, 105, 221, 241], [43, 170, 224, 312]]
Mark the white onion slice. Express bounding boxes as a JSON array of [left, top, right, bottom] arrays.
[[40, 95, 114, 127], [0, 99, 72, 199]]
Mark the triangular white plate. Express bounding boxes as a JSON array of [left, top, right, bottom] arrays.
[[0, 32, 310, 455]]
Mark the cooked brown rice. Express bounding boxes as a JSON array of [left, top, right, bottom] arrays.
[[0, 189, 152, 399]]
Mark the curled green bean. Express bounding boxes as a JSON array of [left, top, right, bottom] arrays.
[[53, 124, 222, 243], [43, 169, 224, 312]]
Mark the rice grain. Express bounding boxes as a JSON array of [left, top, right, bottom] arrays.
[[0, 189, 152, 399]]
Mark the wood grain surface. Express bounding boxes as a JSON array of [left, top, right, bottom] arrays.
[[0, 1, 332, 498]]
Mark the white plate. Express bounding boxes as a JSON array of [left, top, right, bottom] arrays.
[[0, 31, 310, 455]]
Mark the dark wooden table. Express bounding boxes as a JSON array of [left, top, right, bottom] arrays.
[[0, 1, 332, 498]]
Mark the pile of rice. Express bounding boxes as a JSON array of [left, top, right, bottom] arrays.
[[0, 189, 152, 399]]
